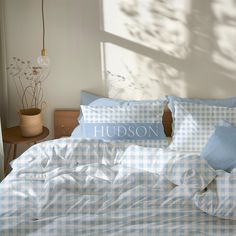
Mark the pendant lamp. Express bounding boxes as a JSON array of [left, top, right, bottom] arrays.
[[37, 0, 50, 67]]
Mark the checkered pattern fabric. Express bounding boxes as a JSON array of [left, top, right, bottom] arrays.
[[163, 155, 216, 187], [170, 101, 236, 152], [116, 145, 199, 174], [10, 138, 169, 173], [1, 138, 236, 235], [81, 103, 164, 123], [80, 103, 168, 146], [114, 139, 168, 148], [194, 168, 236, 220]]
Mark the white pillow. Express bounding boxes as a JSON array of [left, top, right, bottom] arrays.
[[169, 102, 236, 152]]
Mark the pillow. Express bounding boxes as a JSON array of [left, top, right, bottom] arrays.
[[167, 95, 236, 118], [80, 102, 168, 147], [72, 91, 124, 137], [81, 91, 164, 107], [80, 91, 123, 108], [80, 91, 165, 118], [201, 124, 236, 172], [169, 101, 236, 152], [80, 91, 105, 106], [78, 91, 123, 121], [72, 91, 167, 138]]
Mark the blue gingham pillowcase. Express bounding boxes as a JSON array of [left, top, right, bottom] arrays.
[[169, 101, 236, 152], [80, 102, 168, 147]]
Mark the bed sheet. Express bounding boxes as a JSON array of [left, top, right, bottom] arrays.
[[0, 138, 236, 236]]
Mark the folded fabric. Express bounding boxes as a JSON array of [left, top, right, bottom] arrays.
[[163, 155, 215, 189], [10, 138, 125, 172], [201, 124, 236, 172], [164, 154, 236, 221], [194, 169, 236, 220]]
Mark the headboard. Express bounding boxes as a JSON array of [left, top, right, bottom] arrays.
[[54, 108, 172, 138], [54, 110, 80, 138], [163, 108, 172, 137]]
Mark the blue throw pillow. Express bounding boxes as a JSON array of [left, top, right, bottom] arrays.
[[80, 91, 103, 106], [201, 124, 236, 172], [80, 91, 124, 106]]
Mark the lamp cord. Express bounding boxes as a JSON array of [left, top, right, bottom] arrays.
[[42, 0, 45, 50]]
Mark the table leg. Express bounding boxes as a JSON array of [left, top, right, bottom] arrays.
[[4, 144, 13, 175], [13, 144, 17, 160]]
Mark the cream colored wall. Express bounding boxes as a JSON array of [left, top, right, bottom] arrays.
[[3, 0, 236, 142], [4, 0, 104, 139]]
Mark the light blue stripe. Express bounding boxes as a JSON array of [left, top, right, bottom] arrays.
[[83, 123, 165, 140]]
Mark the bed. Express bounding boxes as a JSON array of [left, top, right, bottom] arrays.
[[1, 93, 236, 236]]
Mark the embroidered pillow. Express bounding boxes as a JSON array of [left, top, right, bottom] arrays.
[[71, 91, 167, 138], [80, 103, 168, 147]]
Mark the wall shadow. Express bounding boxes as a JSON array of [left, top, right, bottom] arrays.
[[100, 0, 236, 99]]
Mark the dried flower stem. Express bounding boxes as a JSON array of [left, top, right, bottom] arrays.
[[7, 57, 49, 110]]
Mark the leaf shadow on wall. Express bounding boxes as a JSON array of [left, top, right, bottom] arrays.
[[100, 0, 236, 99]]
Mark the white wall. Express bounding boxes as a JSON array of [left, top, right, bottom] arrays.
[[4, 0, 104, 139], [3, 0, 236, 141]]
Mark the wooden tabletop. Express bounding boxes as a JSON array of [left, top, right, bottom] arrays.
[[3, 126, 49, 144]]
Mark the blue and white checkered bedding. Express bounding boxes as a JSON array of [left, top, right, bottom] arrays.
[[1, 138, 236, 235]]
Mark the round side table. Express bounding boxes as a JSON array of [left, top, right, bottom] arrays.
[[3, 126, 49, 175]]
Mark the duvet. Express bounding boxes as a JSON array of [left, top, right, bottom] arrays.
[[0, 138, 236, 236]]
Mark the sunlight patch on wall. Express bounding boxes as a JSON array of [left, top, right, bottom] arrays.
[[102, 0, 191, 59], [212, 0, 236, 72], [102, 43, 186, 100]]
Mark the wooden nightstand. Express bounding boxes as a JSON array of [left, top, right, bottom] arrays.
[[3, 126, 49, 175]]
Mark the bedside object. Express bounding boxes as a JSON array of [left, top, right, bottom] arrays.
[[3, 126, 49, 175], [19, 108, 43, 137], [54, 110, 80, 138]]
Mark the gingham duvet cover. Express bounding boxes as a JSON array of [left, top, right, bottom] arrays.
[[1, 138, 236, 236]]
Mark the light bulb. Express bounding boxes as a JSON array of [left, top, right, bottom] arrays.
[[37, 48, 50, 67]]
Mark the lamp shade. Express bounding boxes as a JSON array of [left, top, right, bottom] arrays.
[[37, 54, 50, 67]]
